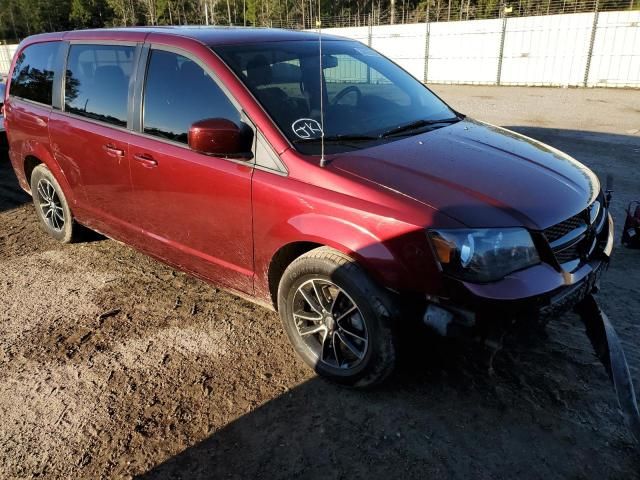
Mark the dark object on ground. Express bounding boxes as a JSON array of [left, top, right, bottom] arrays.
[[575, 294, 640, 443], [0, 116, 6, 155], [0, 81, 6, 156], [622, 201, 640, 248]]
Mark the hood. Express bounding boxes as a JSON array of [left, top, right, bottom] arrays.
[[332, 118, 599, 230]]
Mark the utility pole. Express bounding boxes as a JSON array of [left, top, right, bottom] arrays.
[[584, 0, 600, 87], [496, 3, 510, 85], [423, 4, 431, 83], [391, 0, 396, 24]]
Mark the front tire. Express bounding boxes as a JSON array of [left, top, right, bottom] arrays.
[[30, 164, 76, 243], [278, 247, 397, 387]]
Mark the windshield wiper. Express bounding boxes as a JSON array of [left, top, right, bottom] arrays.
[[292, 118, 460, 145], [379, 117, 461, 138], [293, 134, 378, 144]]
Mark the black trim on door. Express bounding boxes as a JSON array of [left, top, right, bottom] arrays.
[[51, 41, 69, 110], [131, 44, 150, 133]]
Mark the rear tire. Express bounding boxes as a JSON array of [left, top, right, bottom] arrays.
[[278, 247, 398, 387], [30, 164, 76, 243]]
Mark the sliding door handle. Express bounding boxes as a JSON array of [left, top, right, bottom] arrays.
[[133, 153, 158, 168]]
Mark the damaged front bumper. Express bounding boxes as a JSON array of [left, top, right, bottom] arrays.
[[419, 213, 640, 443], [422, 213, 615, 337]]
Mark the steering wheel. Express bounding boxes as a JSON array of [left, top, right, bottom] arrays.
[[331, 85, 362, 106]]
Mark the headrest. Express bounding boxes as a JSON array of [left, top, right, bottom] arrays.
[[246, 55, 272, 87]]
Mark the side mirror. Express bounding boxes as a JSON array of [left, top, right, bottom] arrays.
[[188, 118, 254, 159], [0, 83, 5, 112]]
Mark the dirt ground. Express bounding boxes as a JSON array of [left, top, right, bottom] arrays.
[[1, 85, 640, 479]]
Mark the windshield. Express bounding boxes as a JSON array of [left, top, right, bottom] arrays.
[[214, 40, 457, 154]]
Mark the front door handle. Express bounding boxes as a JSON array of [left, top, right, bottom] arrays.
[[103, 144, 125, 157], [133, 153, 158, 168]]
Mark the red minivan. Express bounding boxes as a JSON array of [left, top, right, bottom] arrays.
[[4, 27, 613, 386]]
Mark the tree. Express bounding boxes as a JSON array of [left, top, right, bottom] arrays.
[[70, 0, 111, 27]]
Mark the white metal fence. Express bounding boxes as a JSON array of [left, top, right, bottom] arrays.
[[0, 10, 638, 87], [0, 43, 17, 80], [321, 9, 640, 87]]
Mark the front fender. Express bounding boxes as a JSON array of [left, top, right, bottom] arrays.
[[287, 212, 403, 276], [255, 211, 437, 303], [251, 167, 448, 305]]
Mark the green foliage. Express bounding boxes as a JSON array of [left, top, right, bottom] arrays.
[[246, 0, 258, 25]]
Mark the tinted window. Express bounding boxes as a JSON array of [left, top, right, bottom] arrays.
[[324, 54, 410, 107], [143, 49, 240, 144], [65, 44, 135, 127], [215, 41, 455, 154], [10, 42, 60, 105]]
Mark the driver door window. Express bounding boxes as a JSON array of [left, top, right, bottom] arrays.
[[143, 49, 241, 144]]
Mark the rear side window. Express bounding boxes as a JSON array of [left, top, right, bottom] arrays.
[[10, 42, 60, 105], [143, 49, 240, 144], [65, 44, 135, 127]]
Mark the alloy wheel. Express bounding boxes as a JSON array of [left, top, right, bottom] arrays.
[[36, 178, 65, 232], [292, 278, 369, 370]]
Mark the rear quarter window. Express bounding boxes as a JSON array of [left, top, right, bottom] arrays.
[[10, 42, 60, 105]]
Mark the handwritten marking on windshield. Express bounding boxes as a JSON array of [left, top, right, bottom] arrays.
[[292, 118, 324, 139]]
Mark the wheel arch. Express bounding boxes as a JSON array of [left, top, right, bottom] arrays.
[[267, 241, 325, 310], [20, 145, 76, 205], [23, 155, 42, 187], [262, 213, 414, 310]]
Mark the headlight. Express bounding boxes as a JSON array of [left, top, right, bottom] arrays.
[[428, 228, 540, 283]]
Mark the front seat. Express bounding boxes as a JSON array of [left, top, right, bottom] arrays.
[[245, 55, 291, 118]]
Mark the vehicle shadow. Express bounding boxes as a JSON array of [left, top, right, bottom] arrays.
[[0, 152, 106, 241], [504, 126, 640, 236], [137, 238, 638, 480], [0, 150, 30, 213], [504, 126, 640, 186], [505, 126, 640, 150], [137, 322, 639, 479]]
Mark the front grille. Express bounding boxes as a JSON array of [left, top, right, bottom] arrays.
[[544, 214, 585, 244], [554, 244, 580, 264], [544, 195, 606, 269]]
